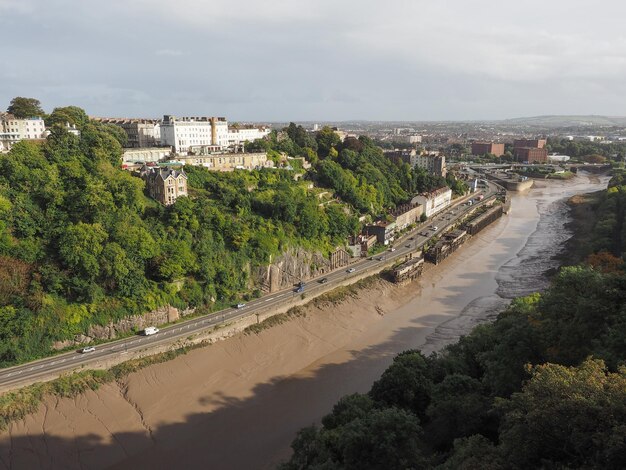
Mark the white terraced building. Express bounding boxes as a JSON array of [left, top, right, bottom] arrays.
[[160, 115, 270, 154], [411, 186, 452, 218], [226, 126, 270, 147], [0, 113, 46, 152], [160, 115, 230, 154]]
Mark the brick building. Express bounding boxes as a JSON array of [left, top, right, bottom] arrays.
[[513, 138, 548, 163], [471, 142, 505, 157], [515, 147, 548, 163]]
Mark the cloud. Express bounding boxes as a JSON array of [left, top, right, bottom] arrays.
[[0, 0, 34, 13], [155, 49, 185, 57], [1, 0, 626, 120]]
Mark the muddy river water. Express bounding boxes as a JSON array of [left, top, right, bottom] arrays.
[[0, 173, 608, 470]]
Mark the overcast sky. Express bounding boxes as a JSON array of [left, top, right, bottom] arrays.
[[1, 0, 625, 121]]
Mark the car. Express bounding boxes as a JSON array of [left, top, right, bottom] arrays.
[[421, 232, 429, 236], [375, 256, 384, 261], [142, 326, 160, 336], [405, 244, 411, 248], [432, 226, 438, 231], [346, 268, 356, 273], [80, 346, 96, 353], [295, 286, 304, 293], [236, 303, 246, 309], [409, 237, 414, 240], [319, 277, 328, 284], [389, 247, 396, 252]]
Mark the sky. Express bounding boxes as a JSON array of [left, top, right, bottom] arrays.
[[1, 0, 626, 121]]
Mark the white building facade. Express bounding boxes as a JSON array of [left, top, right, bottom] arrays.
[[411, 187, 452, 218], [0, 114, 46, 152], [226, 126, 270, 148], [160, 115, 229, 154]]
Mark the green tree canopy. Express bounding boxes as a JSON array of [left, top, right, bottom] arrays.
[[7, 97, 45, 118]]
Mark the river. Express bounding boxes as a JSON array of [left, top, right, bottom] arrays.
[[0, 173, 609, 470]]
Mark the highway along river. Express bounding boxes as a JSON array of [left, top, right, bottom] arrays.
[[0, 172, 609, 470]]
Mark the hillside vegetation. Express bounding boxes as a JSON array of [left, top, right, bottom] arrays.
[[0, 107, 464, 366]]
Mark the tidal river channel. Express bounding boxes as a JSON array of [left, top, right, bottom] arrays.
[[0, 173, 609, 470]]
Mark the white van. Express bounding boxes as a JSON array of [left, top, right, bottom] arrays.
[[142, 326, 160, 336]]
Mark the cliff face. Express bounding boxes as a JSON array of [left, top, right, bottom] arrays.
[[253, 247, 333, 293], [52, 305, 195, 350]]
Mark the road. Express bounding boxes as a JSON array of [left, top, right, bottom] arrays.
[[0, 182, 502, 390]]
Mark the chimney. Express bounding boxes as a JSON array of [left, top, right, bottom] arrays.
[[210, 117, 217, 145]]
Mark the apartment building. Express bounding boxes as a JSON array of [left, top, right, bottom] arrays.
[[160, 115, 229, 154], [411, 187, 452, 218], [414, 154, 446, 177], [227, 126, 271, 148], [177, 152, 273, 171], [95, 118, 161, 148], [0, 113, 46, 152]]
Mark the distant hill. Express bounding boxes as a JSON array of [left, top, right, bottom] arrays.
[[500, 115, 626, 127]]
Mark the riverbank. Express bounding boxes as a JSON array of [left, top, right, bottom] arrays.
[[560, 190, 603, 265], [0, 174, 609, 470]]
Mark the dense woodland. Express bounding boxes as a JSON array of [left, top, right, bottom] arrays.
[[0, 103, 464, 366], [280, 176, 626, 469]]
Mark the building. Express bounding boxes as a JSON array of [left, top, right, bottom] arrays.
[[391, 203, 424, 230], [177, 152, 273, 171], [383, 150, 446, 177], [414, 154, 446, 177], [226, 126, 271, 148], [123, 147, 172, 164], [514, 139, 546, 149], [424, 229, 468, 265], [513, 138, 548, 163], [160, 115, 229, 154], [95, 118, 161, 148], [412, 187, 452, 218], [547, 154, 571, 163], [348, 234, 378, 257], [383, 149, 417, 165], [515, 147, 548, 163], [140, 165, 188, 205], [365, 220, 397, 245], [390, 134, 422, 145], [0, 113, 46, 152], [392, 256, 424, 282], [471, 142, 505, 157]]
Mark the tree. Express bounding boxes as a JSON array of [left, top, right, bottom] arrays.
[[47, 106, 89, 129], [336, 408, 427, 470], [316, 126, 341, 158], [58, 222, 108, 280], [7, 97, 44, 118], [279, 408, 427, 470], [369, 350, 433, 419], [498, 359, 626, 470], [441, 435, 506, 470], [425, 374, 492, 449]]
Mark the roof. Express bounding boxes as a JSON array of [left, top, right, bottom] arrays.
[[417, 186, 451, 199], [141, 165, 187, 182]]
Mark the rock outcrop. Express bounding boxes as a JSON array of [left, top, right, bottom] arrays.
[[253, 248, 332, 293], [52, 305, 195, 350]]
